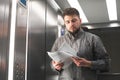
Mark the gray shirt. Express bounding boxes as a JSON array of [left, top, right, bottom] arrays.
[[51, 29, 110, 80]]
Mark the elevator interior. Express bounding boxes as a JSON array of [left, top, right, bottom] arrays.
[[0, 0, 120, 80]]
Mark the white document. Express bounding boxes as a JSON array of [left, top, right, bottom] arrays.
[[58, 42, 78, 57], [47, 51, 72, 69], [47, 42, 78, 69]]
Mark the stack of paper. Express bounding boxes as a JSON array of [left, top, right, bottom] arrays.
[[47, 42, 78, 69]]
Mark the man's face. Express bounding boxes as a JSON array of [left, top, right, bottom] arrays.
[[64, 15, 81, 33]]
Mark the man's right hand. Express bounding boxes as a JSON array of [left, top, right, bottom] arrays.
[[52, 60, 64, 71]]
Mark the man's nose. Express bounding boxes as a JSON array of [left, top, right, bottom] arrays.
[[70, 21, 74, 26]]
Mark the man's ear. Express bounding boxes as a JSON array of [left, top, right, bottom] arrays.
[[79, 18, 82, 23]]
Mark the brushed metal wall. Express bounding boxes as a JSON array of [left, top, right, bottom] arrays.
[[0, 0, 10, 80], [45, 1, 58, 80], [27, 0, 58, 80], [0, 0, 27, 80], [13, 3, 27, 80], [27, 0, 46, 80]]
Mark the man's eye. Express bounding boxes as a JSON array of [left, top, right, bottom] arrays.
[[72, 19, 77, 22], [65, 21, 70, 24]]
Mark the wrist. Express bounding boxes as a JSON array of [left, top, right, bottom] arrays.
[[88, 61, 92, 67]]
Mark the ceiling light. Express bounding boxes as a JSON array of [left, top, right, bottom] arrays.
[[106, 0, 117, 20], [110, 23, 119, 27], [67, 0, 88, 23], [86, 25, 94, 29]]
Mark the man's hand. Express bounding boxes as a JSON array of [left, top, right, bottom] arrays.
[[52, 60, 64, 71], [71, 57, 92, 67]]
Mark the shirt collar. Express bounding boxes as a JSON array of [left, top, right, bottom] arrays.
[[65, 28, 84, 40]]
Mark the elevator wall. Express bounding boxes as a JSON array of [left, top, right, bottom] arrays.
[[13, 3, 27, 80], [27, 0, 58, 80], [46, 1, 59, 80], [0, 0, 10, 80], [27, 0, 46, 80]]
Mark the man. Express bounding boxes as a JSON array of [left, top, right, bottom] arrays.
[[51, 8, 110, 80]]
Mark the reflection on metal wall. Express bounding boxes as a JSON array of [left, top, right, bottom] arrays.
[[13, 3, 27, 80], [0, 0, 10, 79], [89, 27, 120, 73]]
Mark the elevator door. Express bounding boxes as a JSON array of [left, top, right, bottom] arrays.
[[27, 0, 46, 80]]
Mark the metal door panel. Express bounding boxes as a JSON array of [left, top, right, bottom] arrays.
[[0, 0, 10, 80], [27, 0, 46, 80], [13, 3, 27, 80]]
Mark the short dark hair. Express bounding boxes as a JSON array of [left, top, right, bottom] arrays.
[[63, 8, 80, 18]]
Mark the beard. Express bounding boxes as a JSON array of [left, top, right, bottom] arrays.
[[68, 28, 80, 35]]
